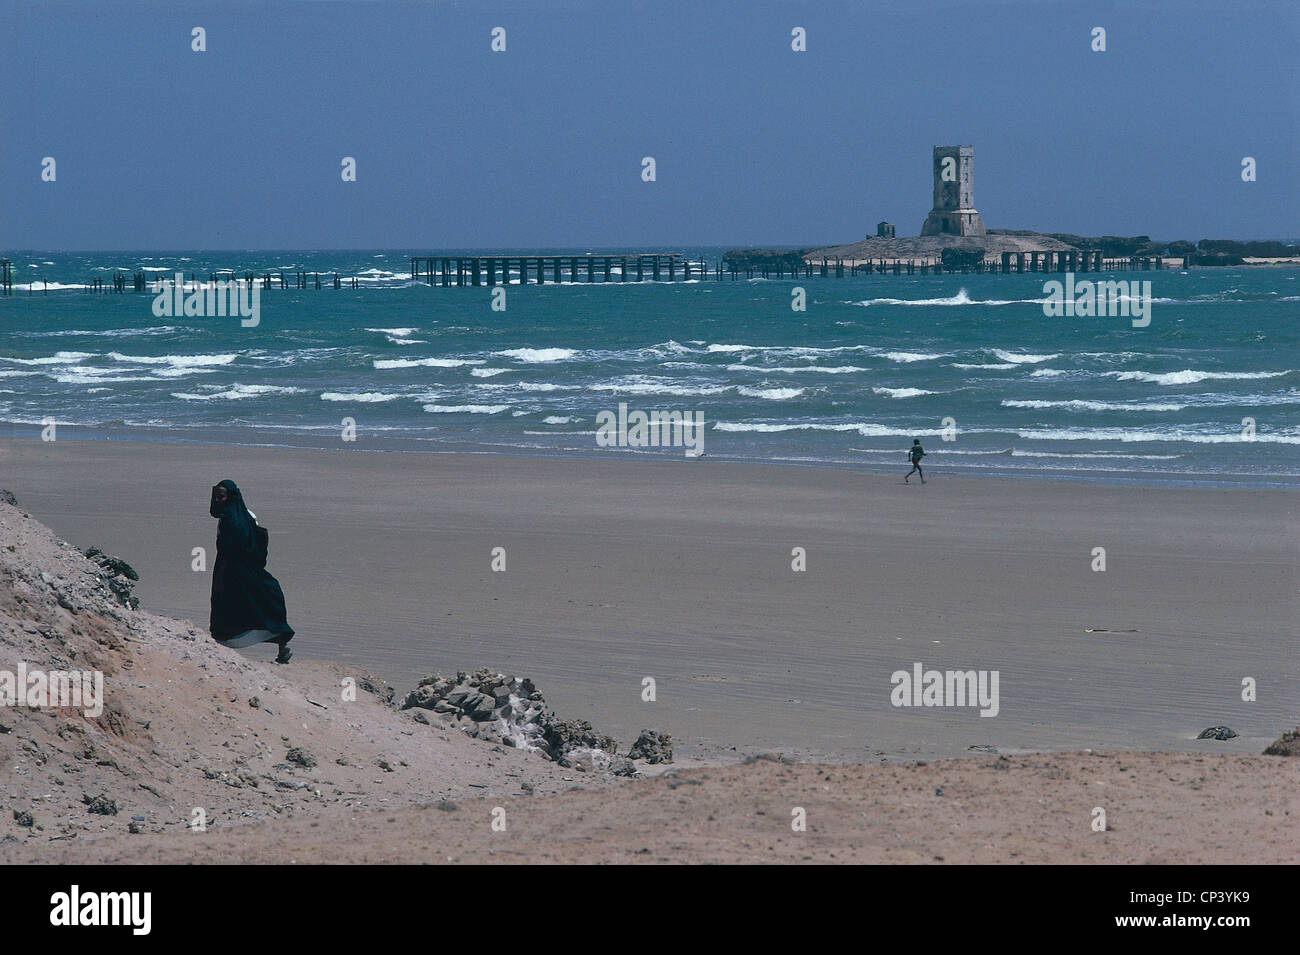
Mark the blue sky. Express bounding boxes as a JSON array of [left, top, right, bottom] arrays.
[[2, 0, 1296, 249]]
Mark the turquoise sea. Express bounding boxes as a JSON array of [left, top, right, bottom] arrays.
[[2, 249, 1297, 485]]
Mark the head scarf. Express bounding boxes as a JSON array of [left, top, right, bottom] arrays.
[[210, 479, 260, 546]]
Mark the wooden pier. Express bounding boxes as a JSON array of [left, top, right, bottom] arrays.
[[0, 252, 1190, 297], [409, 253, 692, 286]]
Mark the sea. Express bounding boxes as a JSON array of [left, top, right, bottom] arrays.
[[2, 249, 1297, 486]]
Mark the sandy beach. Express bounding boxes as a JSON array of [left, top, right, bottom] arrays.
[[1, 438, 1296, 864], [2, 437, 1295, 762]]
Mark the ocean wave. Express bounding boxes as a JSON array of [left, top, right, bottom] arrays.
[[588, 379, 730, 397], [990, 349, 1059, 364], [476, 382, 582, 392], [22, 326, 181, 338], [713, 421, 921, 436], [1030, 368, 1070, 377], [320, 391, 403, 402], [853, 289, 1041, 307], [471, 368, 510, 377], [365, 327, 418, 336], [1002, 399, 1187, 412], [951, 363, 1018, 370], [727, 364, 867, 374], [107, 352, 237, 367], [880, 351, 947, 363], [496, 347, 577, 362], [1015, 426, 1300, 445], [0, 351, 97, 365], [542, 415, 582, 424], [171, 384, 306, 401], [1106, 370, 1290, 386], [872, 387, 936, 398], [738, 386, 804, 400], [422, 404, 510, 414], [373, 357, 485, 369]]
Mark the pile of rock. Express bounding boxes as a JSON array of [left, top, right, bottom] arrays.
[[402, 668, 671, 776], [81, 545, 140, 610]]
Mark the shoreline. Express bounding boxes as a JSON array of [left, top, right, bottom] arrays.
[[5, 427, 1296, 491]]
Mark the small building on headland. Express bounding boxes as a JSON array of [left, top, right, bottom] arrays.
[[876, 221, 895, 238]]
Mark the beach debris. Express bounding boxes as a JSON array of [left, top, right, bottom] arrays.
[[628, 729, 674, 764], [12, 808, 34, 828], [0, 489, 17, 506], [307, 698, 328, 710], [1263, 728, 1300, 756], [286, 746, 317, 768], [436, 798, 457, 812], [1196, 726, 1238, 741], [1085, 628, 1140, 633]]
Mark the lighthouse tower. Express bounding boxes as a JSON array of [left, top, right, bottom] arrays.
[[920, 146, 986, 237]]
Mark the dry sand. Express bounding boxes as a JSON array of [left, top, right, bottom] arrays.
[[1, 438, 1296, 863]]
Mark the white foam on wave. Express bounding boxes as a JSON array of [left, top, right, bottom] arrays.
[[1107, 369, 1290, 386], [107, 352, 236, 367], [727, 363, 866, 374], [738, 386, 805, 400], [853, 289, 1040, 307], [24, 326, 180, 338], [542, 415, 581, 424], [1016, 426, 1300, 445], [0, 351, 96, 365], [1030, 368, 1070, 378], [713, 421, 920, 437], [373, 357, 485, 369], [1002, 399, 1186, 412], [952, 362, 1018, 370], [990, 349, 1059, 364], [320, 392, 403, 403], [422, 403, 509, 414], [588, 378, 730, 397], [171, 384, 306, 401], [14, 282, 93, 291], [476, 382, 581, 392], [872, 387, 936, 398], [388, 338, 427, 346], [365, 327, 417, 336], [880, 351, 947, 363], [471, 368, 509, 377], [496, 348, 577, 362]]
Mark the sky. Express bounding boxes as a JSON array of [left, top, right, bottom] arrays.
[[1, 0, 1296, 250]]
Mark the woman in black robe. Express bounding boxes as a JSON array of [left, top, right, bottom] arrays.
[[209, 479, 295, 663]]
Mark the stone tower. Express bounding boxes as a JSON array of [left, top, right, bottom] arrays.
[[920, 145, 986, 237]]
